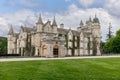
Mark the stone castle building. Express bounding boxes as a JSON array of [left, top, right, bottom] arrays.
[[8, 15, 101, 57]]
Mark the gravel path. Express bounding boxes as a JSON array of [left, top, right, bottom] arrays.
[[0, 56, 120, 62]]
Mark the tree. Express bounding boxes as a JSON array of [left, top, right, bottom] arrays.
[[104, 29, 120, 53], [104, 37, 114, 53], [106, 23, 113, 41], [0, 37, 7, 54]]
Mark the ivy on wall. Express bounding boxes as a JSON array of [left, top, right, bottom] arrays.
[[25, 34, 32, 56], [31, 46, 35, 56], [64, 35, 68, 49], [58, 34, 62, 37], [93, 37, 97, 56], [59, 33, 92, 56], [87, 37, 90, 55], [63, 34, 80, 56]]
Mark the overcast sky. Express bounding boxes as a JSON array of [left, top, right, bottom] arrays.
[[0, 0, 120, 41]]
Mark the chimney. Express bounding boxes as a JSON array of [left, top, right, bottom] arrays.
[[60, 23, 64, 29]]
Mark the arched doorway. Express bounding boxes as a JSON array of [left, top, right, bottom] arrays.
[[42, 45, 47, 57], [53, 45, 59, 57]]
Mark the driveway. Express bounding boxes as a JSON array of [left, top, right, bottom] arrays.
[[0, 55, 120, 62]]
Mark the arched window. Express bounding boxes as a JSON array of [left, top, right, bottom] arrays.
[[69, 34, 72, 40]]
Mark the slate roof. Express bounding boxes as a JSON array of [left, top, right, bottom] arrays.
[[71, 30, 79, 36], [21, 26, 35, 33], [57, 28, 79, 36]]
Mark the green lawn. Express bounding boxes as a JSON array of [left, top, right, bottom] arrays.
[[0, 58, 120, 80]]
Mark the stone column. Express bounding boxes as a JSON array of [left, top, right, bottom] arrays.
[[21, 48, 23, 56], [96, 39, 101, 56], [90, 49, 93, 55], [74, 49, 78, 56], [96, 46, 101, 55], [46, 45, 51, 58], [34, 47, 38, 56], [80, 49, 83, 56], [61, 46, 66, 57]]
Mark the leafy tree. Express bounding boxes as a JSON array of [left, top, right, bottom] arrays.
[[116, 29, 120, 36], [104, 29, 120, 53], [104, 37, 114, 53], [0, 37, 7, 54]]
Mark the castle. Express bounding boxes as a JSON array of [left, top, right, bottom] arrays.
[[7, 15, 101, 57]]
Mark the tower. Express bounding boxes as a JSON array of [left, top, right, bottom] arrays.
[[8, 25, 14, 54], [77, 20, 84, 31], [52, 16, 57, 33], [80, 20, 84, 28], [88, 17, 92, 26], [36, 14, 43, 32], [92, 15, 101, 55]]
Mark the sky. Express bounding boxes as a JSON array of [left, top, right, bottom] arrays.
[[0, 0, 120, 41]]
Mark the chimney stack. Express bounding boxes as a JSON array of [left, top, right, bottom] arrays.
[[60, 23, 64, 29]]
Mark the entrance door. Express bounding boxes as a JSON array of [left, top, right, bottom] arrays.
[[42, 45, 47, 57], [53, 45, 59, 57]]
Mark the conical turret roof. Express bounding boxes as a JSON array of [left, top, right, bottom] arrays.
[[80, 20, 84, 25], [52, 16, 57, 26], [8, 25, 14, 35], [89, 17, 92, 22], [36, 14, 43, 25], [93, 15, 99, 23]]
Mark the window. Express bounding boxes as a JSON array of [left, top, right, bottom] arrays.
[[80, 42, 83, 47], [68, 42, 72, 47], [68, 33, 72, 40], [75, 42, 77, 47]]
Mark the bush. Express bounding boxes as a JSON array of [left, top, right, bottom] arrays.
[[0, 54, 20, 56]]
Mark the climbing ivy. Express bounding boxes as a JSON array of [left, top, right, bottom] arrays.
[[58, 34, 62, 37], [25, 34, 31, 56], [64, 35, 68, 49], [87, 37, 90, 55]]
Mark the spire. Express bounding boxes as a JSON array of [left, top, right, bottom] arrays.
[[93, 14, 99, 23], [109, 23, 112, 28], [8, 25, 14, 35], [21, 25, 24, 31], [52, 16, 57, 26], [69, 27, 71, 30], [80, 20, 84, 25], [89, 16, 92, 22], [36, 14, 43, 25]]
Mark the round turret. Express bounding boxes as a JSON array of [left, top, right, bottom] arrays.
[[93, 15, 99, 23]]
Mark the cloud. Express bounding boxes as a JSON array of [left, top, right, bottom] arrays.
[[55, 5, 118, 41], [7, 0, 43, 8], [0, 17, 9, 36], [0, 3, 120, 41], [0, 17, 7, 26], [0, 10, 38, 36], [20, 0, 41, 8], [78, 0, 95, 7], [105, 0, 120, 17]]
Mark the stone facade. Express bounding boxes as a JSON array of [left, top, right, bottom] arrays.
[[7, 15, 101, 57]]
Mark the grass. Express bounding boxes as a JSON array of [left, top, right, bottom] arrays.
[[0, 58, 120, 80]]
